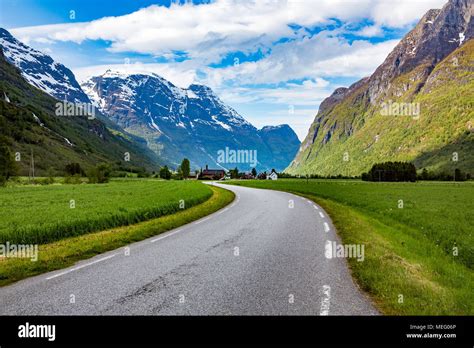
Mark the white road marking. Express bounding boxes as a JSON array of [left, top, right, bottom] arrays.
[[194, 216, 211, 225], [324, 240, 332, 259], [46, 254, 118, 280], [320, 285, 331, 315], [324, 222, 330, 233], [319, 212, 325, 218], [313, 205, 319, 210], [150, 229, 182, 243]]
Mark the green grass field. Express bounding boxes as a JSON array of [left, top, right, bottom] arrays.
[[226, 179, 474, 315], [0, 185, 234, 286], [0, 179, 213, 245]]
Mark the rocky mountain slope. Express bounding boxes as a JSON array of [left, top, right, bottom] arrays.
[[0, 28, 170, 174], [82, 71, 300, 171], [0, 28, 90, 104], [1, 27, 299, 172], [0, 48, 161, 176], [287, 0, 473, 176]]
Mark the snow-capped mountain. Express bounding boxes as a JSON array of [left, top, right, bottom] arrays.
[[0, 27, 299, 171], [0, 28, 90, 103], [82, 71, 300, 170], [0, 48, 162, 175]]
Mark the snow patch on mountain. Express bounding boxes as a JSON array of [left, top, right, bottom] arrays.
[[211, 115, 232, 131], [0, 28, 90, 104]]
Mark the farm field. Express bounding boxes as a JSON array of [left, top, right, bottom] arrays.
[[225, 179, 474, 315], [0, 184, 234, 286], [0, 179, 213, 245]]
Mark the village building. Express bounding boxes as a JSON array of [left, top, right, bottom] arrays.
[[199, 165, 226, 180]]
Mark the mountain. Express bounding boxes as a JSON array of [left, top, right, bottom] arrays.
[[0, 46, 161, 176], [0, 28, 90, 104], [287, 0, 473, 176], [257, 125, 301, 170], [0, 28, 163, 174], [82, 71, 300, 171]]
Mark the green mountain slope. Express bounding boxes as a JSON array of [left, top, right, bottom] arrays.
[[0, 50, 161, 175], [287, 0, 473, 177]]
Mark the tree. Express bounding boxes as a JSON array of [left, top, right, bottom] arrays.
[[454, 168, 465, 182], [0, 141, 17, 186], [88, 163, 111, 184], [362, 161, 417, 182], [251, 167, 257, 177], [420, 168, 429, 180], [65, 163, 84, 176], [229, 167, 239, 179], [181, 158, 190, 179], [159, 166, 172, 180], [172, 166, 184, 180]]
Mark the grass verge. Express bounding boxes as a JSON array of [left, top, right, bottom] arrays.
[[0, 185, 234, 287], [304, 194, 472, 315]]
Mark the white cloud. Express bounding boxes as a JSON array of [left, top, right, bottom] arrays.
[[370, 0, 447, 27], [73, 61, 199, 88], [218, 80, 332, 106], [208, 79, 335, 140], [201, 33, 399, 87], [11, 0, 446, 64], [355, 25, 384, 37]]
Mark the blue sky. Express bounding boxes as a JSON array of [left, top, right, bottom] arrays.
[[0, 0, 446, 140]]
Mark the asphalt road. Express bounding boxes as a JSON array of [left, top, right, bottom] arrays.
[[0, 182, 377, 315]]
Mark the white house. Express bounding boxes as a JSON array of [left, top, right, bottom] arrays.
[[266, 172, 278, 180]]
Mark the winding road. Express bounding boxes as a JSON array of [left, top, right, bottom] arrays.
[[0, 183, 377, 315]]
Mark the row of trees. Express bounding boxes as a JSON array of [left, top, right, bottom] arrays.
[[227, 167, 273, 179], [361, 162, 471, 182], [361, 162, 417, 182], [418, 168, 470, 181]]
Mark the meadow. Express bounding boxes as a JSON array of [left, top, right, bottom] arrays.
[[0, 184, 234, 286], [226, 179, 474, 315], [0, 179, 213, 245]]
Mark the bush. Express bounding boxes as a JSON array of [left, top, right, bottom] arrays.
[[87, 164, 111, 184], [159, 166, 172, 180], [64, 174, 82, 184], [45, 168, 55, 184], [37, 177, 53, 185], [137, 171, 151, 178]]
